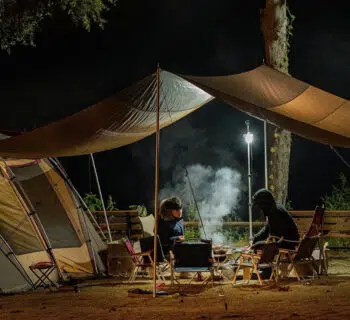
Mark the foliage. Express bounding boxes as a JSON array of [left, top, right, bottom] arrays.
[[321, 173, 350, 210], [129, 205, 148, 217], [184, 227, 200, 242], [185, 201, 197, 221], [285, 200, 293, 211], [184, 225, 262, 244], [83, 192, 102, 211], [222, 227, 249, 243], [0, 0, 117, 52], [326, 237, 350, 248], [106, 194, 117, 211], [83, 192, 118, 211]]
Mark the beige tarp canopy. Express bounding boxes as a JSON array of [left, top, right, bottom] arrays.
[[0, 65, 348, 159], [185, 65, 350, 147]]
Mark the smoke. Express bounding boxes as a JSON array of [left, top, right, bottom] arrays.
[[159, 164, 241, 245]]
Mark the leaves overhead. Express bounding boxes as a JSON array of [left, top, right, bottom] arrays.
[[0, 0, 117, 52]]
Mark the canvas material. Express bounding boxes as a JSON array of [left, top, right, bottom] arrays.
[[0, 66, 349, 159]]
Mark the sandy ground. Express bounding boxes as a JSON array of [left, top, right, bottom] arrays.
[[1, 252, 350, 320]]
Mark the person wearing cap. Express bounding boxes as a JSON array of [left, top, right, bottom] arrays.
[[251, 188, 299, 249], [157, 196, 185, 256]]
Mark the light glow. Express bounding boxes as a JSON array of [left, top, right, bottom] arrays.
[[244, 132, 254, 144]]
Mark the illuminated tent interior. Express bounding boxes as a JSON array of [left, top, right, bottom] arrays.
[[0, 65, 348, 160]]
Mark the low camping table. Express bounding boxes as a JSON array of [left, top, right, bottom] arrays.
[[29, 261, 58, 290]]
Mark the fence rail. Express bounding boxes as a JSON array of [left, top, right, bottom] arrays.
[[88, 210, 350, 240], [185, 210, 350, 238]]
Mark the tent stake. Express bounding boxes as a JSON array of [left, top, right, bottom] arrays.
[[153, 63, 161, 298], [89, 154, 112, 243]]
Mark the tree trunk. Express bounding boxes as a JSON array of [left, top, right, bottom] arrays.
[[261, 0, 292, 205]]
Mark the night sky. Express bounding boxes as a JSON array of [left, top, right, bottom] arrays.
[[0, 0, 349, 215]]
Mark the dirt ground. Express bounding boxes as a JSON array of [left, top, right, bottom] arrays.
[[1, 251, 350, 320]]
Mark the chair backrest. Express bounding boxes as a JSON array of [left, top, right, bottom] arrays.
[[257, 242, 280, 264], [295, 235, 320, 260], [139, 215, 155, 237], [173, 242, 213, 268], [139, 235, 165, 263], [305, 205, 325, 237], [124, 239, 138, 264]]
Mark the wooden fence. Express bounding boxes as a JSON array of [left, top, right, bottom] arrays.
[[185, 211, 350, 238], [90, 210, 350, 241], [92, 210, 142, 240]]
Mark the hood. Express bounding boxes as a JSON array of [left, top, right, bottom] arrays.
[[252, 188, 276, 216]]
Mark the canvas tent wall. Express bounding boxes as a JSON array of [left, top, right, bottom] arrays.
[[0, 157, 106, 294]]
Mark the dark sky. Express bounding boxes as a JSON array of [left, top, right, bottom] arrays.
[[0, 0, 349, 214]]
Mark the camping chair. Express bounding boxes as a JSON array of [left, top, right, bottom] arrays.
[[29, 261, 58, 290], [139, 235, 170, 282], [232, 237, 282, 286], [304, 204, 328, 275], [170, 241, 214, 287], [139, 215, 155, 238], [277, 234, 321, 281], [305, 205, 325, 237], [124, 239, 154, 282]]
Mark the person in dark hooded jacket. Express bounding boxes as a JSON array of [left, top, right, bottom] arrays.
[[251, 188, 299, 249]]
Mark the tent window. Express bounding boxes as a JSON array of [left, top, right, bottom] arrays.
[[12, 164, 82, 249], [0, 167, 43, 255]]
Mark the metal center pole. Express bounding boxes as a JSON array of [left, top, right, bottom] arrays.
[[152, 64, 161, 298], [245, 121, 253, 241]]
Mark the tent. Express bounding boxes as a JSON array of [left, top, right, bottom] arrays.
[[0, 65, 348, 160], [0, 152, 106, 293]]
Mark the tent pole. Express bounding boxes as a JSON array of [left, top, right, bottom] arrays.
[[0, 159, 63, 280], [49, 158, 107, 240], [89, 154, 112, 243], [264, 120, 268, 189], [44, 159, 100, 275], [78, 205, 100, 275], [152, 63, 161, 298], [0, 234, 34, 288], [49, 158, 102, 275]]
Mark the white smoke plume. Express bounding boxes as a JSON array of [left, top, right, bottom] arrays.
[[159, 164, 241, 245]]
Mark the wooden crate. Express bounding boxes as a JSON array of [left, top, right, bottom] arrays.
[[107, 242, 133, 277]]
